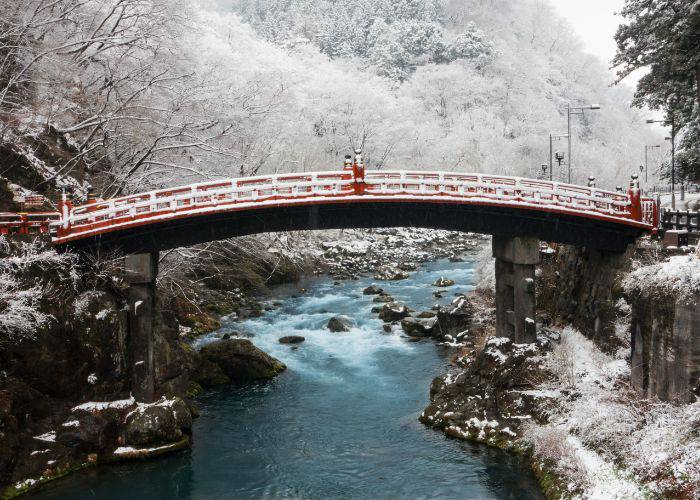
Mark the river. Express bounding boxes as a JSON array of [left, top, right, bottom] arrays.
[[32, 257, 542, 499]]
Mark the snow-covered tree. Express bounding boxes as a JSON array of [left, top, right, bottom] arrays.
[[614, 0, 700, 182]]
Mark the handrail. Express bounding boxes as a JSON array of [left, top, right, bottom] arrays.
[[0, 170, 657, 240], [0, 212, 60, 235], [49, 170, 655, 243]]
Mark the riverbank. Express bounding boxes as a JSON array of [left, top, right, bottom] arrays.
[[421, 242, 700, 499]]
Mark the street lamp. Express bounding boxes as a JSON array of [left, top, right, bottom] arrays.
[[566, 104, 601, 184], [647, 117, 676, 208], [549, 133, 568, 182], [644, 144, 661, 185]]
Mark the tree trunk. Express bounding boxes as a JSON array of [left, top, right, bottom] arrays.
[[696, 64, 700, 110]]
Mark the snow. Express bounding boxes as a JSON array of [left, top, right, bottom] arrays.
[[517, 389, 561, 398], [566, 436, 644, 499], [14, 478, 37, 490], [95, 309, 110, 320], [124, 396, 182, 420], [524, 327, 699, 497], [624, 254, 700, 303], [87, 373, 98, 385], [61, 420, 80, 428], [33, 431, 55, 443], [72, 395, 135, 412]]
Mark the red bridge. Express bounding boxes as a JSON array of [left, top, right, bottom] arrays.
[[2, 157, 656, 253], [0, 154, 661, 401]]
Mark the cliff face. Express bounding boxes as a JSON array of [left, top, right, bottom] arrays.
[[0, 238, 194, 493], [538, 242, 700, 402], [629, 292, 700, 402], [625, 255, 700, 402]]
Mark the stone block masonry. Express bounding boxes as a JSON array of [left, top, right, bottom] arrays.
[[125, 252, 159, 403], [492, 236, 540, 343]]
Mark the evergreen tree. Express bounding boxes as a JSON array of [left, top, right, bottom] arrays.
[[614, 0, 700, 182]]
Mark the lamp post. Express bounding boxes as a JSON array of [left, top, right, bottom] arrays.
[[644, 144, 661, 185], [647, 117, 675, 209], [566, 104, 600, 184], [549, 133, 568, 182]]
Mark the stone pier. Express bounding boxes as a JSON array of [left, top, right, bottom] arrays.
[[492, 236, 540, 343], [125, 252, 159, 403]]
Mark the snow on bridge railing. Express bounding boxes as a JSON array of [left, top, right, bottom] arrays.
[[47, 169, 656, 243]]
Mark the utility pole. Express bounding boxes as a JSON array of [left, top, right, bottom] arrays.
[[644, 144, 661, 185], [566, 103, 600, 184], [647, 115, 676, 209]]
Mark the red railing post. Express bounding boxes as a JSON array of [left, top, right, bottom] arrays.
[[653, 193, 661, 231], [18, 213, 28, 235], [352, 148, 365, 195], [57, 191, 72, 238], [628, 174, 642, 221]]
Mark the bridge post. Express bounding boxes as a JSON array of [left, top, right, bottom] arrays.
[[492, 236, 540, 343], [125, 252, 159, 403]]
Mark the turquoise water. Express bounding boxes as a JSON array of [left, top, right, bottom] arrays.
[[33, 258, 542, 499]]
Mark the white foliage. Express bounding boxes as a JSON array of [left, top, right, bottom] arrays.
[[526, 327, 699, 497], [0, 237, 77, 340]]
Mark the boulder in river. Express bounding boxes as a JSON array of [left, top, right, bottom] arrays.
[[417, 311, 436, 319], [433, 277, 455, 287], [327, 315, 354, 332], [373, 293, 394, 303], [398, 261, 418, 271], [124, 397, 192, 447], [401, 317, 437, 337], [363, 285, 384, 295], [378, 302, 410, 322], [279, 335, 305, 344], [199, 339, 286, 381], [374, 266, 410, 280]]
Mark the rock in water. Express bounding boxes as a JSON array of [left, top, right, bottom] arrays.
[[433, 277, 455, 287], [199, 339, 286, 381], [417, 311, 436, 318], [124, 398, 192, 447], [374, 266, 410, 280], [401, 316, 437, 337], [363, 284, 384, 295], [378, 302, 410, 322], [279, 335, 305, 344], [373, 293, 394, 303], [327, 315, 354, 332]]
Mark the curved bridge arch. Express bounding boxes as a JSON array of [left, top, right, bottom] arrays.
[[48, 170, 655, 253]]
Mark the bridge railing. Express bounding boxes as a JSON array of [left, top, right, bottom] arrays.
[[51, 170, 655, 241], [0, 212, 60, 236]]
